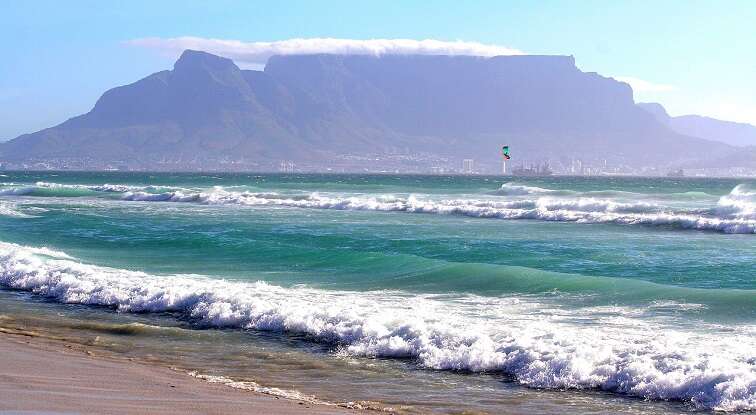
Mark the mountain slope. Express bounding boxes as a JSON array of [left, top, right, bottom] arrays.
[[1, 50, 731, 171], [671, 115, 756, 148], [638, 102, 756, 147]]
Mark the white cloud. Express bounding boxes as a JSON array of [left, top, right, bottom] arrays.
[[614, 76, 676, 93], [127, 37, 524, 67], [131, 37, 756, 124]]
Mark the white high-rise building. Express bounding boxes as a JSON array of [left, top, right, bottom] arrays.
[[279, 160, 296, 173], [571, 158, 584, 175], [462, 159, 474, 174]]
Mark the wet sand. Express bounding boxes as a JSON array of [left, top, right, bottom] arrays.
[[0, 332, 356, 414]]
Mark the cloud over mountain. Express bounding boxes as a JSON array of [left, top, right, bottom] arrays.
[[3, 49, 734, 171], [128, 37, 524, 67]]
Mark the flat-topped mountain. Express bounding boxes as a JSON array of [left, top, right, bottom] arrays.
[[1, 50, 731, 171]]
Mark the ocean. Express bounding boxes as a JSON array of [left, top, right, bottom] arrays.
[[0, 171, 754, 413]]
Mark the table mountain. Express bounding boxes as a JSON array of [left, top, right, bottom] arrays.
[[1, 50, 729, 171]]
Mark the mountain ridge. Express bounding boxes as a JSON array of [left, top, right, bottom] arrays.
[[638, 102, 756, 147], [1, 50, 734, 172]]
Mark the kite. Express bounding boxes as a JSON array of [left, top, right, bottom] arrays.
[[502, 146, 511, 160]]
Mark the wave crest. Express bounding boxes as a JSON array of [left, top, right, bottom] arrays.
[[716, 184, 756, 220], [0, 242, 753, 411], [4, 182, 756, 234], [118, 188, 756, 234], [495, 183, 563, 196]]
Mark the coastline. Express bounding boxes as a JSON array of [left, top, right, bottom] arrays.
[[0, 329, 359, 415], [0, 172, 754, 414]]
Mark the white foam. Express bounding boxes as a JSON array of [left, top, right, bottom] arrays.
[[0, 186, 35, 196], [0, 242, 753, 411], [5, 182, 756, 233], [0, 241, 72, 259], [0, 202, 36, 218], [0, 182, 170, 198], [495, 183, 560, 196], [189, 372, 331, 405], [34, 181, 175, 194], [716, 184, 756, 220], [115, 187, 756, 234], [121, 190, 200, 202]]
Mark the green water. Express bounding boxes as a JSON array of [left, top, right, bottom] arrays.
[[0, 172, 754, 413]]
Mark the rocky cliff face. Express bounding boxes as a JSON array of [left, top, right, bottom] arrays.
[[1, 50, 728, 170]]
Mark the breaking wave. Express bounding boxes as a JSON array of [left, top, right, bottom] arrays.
[[0, 182, 180, 198], [494, 183, 564, 196], [716, 184, 756, 220], [0, 186, 36, 196], [3, 181, 756, 234], [0, 201, 36, 218], [119, 186, 756, 233], [0, 241, 753, 411]]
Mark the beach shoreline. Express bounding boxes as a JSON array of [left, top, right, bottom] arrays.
[[0, 329, 358, 415], [1, 172, 754, 414]]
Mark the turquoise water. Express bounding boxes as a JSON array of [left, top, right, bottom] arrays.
[[0, 172, 754, 413]]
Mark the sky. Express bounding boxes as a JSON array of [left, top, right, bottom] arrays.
[[1, 0, 755, 140]]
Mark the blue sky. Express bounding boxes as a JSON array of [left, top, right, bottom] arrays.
[[1, 0, 755, 140]]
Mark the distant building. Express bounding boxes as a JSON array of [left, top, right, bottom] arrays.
[[512, 162, 553, 176], [463, 159, 474, 174], [571, 158, 584, 175], [279, 160, 295, 173]]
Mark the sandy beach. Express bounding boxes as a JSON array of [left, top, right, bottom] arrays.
[[0, 331, 355, 415]]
